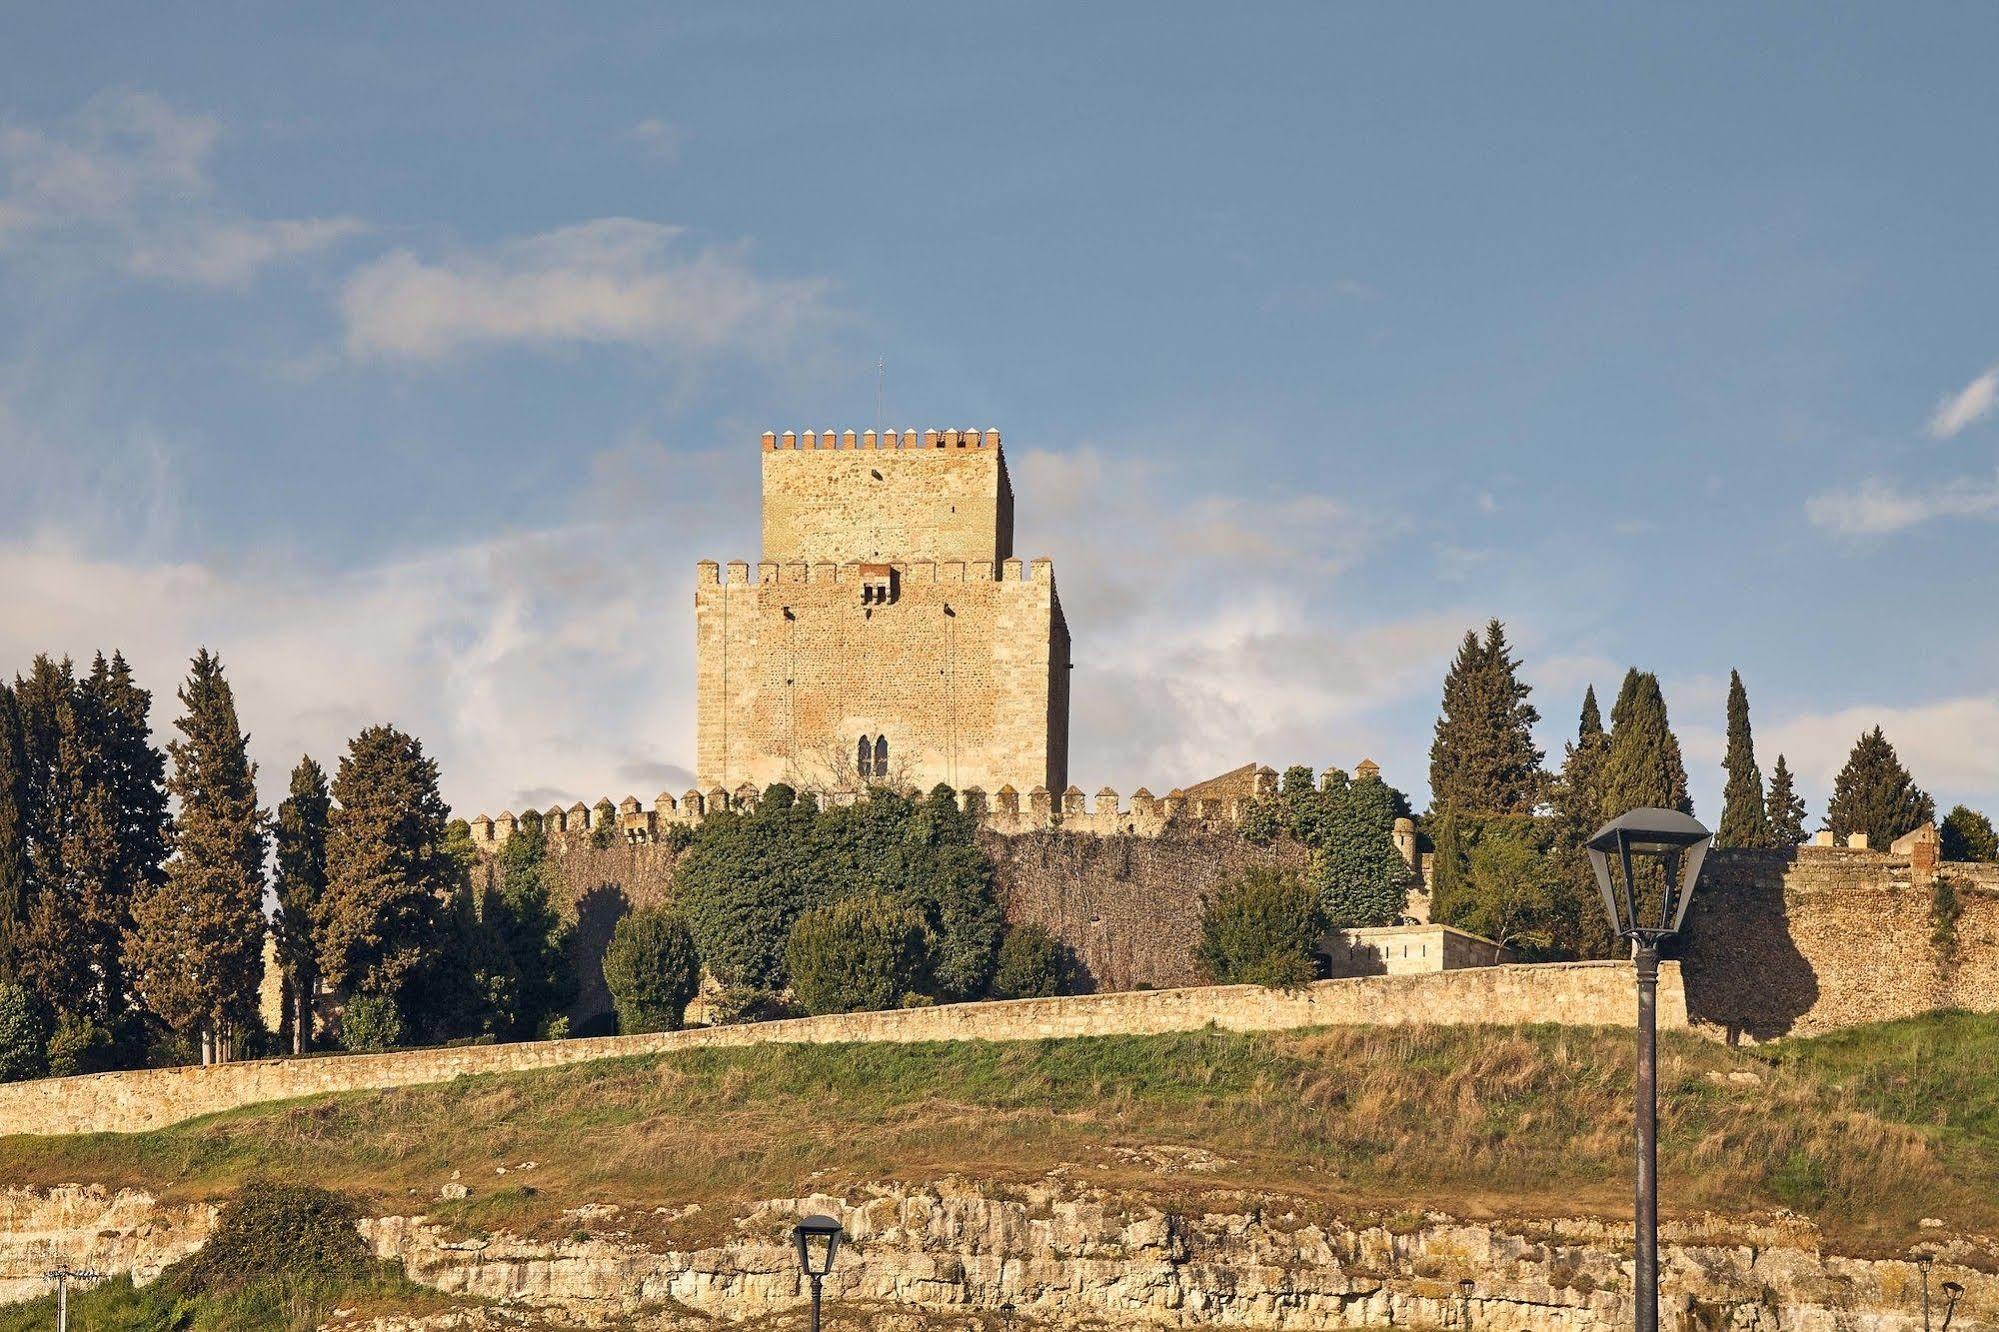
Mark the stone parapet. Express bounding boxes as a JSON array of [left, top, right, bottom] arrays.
[[0, 962, 1678, 1137]]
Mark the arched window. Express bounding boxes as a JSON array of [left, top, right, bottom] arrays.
[[873, 735, 889, 779], [857, 736, 872, 779]]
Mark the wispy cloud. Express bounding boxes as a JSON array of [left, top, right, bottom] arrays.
[[339, 219, 832, 361], [1929, 364, 1998, 439], [0, 92, 362, 286], [1804, 471, 1999, 535], [626, 118, 690, 163]]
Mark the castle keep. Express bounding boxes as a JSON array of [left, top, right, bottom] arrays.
[[696, 428, 1071, 796]]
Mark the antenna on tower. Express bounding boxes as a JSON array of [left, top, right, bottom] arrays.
[[875, 356, 886, 433]]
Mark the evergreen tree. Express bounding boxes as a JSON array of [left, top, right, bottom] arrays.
[[0, 687, 29, 969], [319, 725, 453, 1010], [12, 653, 167, 1030], [272, 756, 331, 1053], [1545, 687, 1619, 960], [1427, 619, 1544, 816], [1716, 670, 1773, 849], [1940, 806, 1998, 862], [1824, 727, 1934, 850], [125, 651, 266, 1063], [601, 908, 701, 1033], [1765, 754, 1807, 846], [1600, 669, 1691, 818], [486, 817, 576, 1038]]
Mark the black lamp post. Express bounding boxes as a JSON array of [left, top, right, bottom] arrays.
[[1914, 1252, 1967, 1332], [1941, 1281, 1965, 1332], [1458, 1277, 1475, 1328], [1586, 807, 1712, 1332], [793, 1213, 845, 1332]]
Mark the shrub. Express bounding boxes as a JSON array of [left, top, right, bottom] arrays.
[[602, 908, 701, 1034], [1197, 866, 1326, 988], [709, 986, 792, 1026], [786, 892, 928, 1015], [990, 924, 1063, 999], [45, 1014, 116, 1077], [168, 1180, 367, 1295], [340, 994, 404, 1052], [0, 984, 47, 1082]]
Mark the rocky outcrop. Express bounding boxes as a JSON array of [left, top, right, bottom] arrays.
[[5, 1181, 1991, 1329]]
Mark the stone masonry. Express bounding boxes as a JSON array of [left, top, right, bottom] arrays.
[[696, 428, 1071, 796]]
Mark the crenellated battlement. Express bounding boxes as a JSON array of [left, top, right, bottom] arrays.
[[694, 556, 1056, 587], [461, 761, 1421, 858], [761, 427, 1001, 452]]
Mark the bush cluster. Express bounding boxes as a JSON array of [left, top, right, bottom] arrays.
[[1197, 866, 1326, 988]]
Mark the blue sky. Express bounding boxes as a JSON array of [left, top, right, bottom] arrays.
[[3, 5, 1996, 821]]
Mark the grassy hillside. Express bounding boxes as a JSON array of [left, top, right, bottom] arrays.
[[2, 1013, 1993, 1253]]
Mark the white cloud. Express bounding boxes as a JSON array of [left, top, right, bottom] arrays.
[[1929, 365, 1998, 439], [1804, 471, 1999, 535], [0, 92, 361, 286], [1761, 697, 1999, 813], [626, 118, 690, 163], [339, 219, 832, 361]]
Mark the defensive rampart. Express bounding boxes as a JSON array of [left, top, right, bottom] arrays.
[[0, 962, 1673, 1137]]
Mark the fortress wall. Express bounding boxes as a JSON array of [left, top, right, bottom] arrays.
[[1682, 847, 1999, 1040], [0, 962, 1677, 1137], [980, 829, 1309, 991]]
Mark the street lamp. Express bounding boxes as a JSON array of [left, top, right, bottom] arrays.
[[793, 1213, 845, 1332], [1586, 807, 1712, 1332], [1941, 1282, 1965, 1332], [1458, 1277, 1475, 1328], [1914, 1252, 1967, 1332]]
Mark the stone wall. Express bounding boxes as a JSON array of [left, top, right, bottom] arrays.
[[759, 428, 1014, 566], [1682, 846, 1999, 1041], [982, 828, 1308, 991], [0, 962, 1677, 1137]]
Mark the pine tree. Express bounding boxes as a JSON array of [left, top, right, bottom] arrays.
[[319, 725, 453, 1009], [1716, 670, 1773, 848], [1824, 727, 1934, 850], [0, 687, 29, 971], [125, 651, 266, 1063], [1940, 806, 1998, 862], [1546, 687, 1619, 959], [1765, 754, 1807, 846], [272, 756, 331, 1054], [1600, 669, 1691, 818], [1427, 619, 1544, 816]]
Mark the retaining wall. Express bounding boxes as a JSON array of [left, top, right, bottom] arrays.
[[0, 960, 1674, 1138]]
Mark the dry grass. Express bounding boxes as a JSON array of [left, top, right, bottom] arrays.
[[0, 1015, 1991, 1252]]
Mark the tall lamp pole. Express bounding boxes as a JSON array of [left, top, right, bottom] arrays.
[[1586, 807, 1712, 1332], [792, 1213, 845, 1332]]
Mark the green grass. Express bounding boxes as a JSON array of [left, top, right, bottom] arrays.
[[1, 1016, 1994, 1253], [0, 1269, 442, 1332]]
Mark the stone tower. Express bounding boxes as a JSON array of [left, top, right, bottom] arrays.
[[695, 428, 1071, 797]]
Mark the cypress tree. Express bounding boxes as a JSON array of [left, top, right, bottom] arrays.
[[272, 756, 332, 1054], [1716, 670, 1773, 848], [1824, 727, 1934, 850], [1600, 669, 1691, 818], [125, 651, 267, 1063], [0, 687, 28, 970], [1546, 687, 1619, 959], [319, 725, 452, 1009], [1427, 619, 1544, 816], [1765, 754, 1807, 846]]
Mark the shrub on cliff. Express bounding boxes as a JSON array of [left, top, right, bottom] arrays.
[[786, 892, 928, 1015], [1197, 867, 1325, 988], [168, 1180, 368, 1295], [989, 924, 1064, 999], [603, 907, 701, 1033]]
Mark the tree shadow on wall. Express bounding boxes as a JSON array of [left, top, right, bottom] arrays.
[[569, 881, 632, 1038], [1678, 850, 1819, 1043]]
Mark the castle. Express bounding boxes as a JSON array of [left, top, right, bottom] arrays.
[[697, 428, 1070, 796]]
